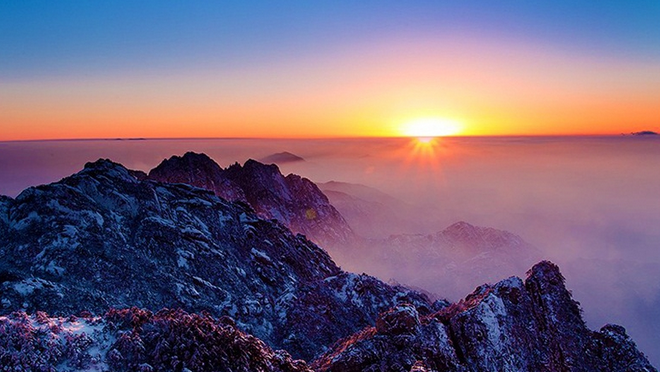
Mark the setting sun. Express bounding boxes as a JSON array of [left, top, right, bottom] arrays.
[[401, 118, 463, 139]]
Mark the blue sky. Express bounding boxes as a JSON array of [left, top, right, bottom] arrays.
[[1, 1, 659, 139], [3, 1, 658, 79]]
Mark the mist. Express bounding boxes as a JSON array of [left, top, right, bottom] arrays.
[[1, 135, 659, 364]]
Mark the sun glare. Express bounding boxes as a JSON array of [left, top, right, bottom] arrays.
[[401, 118, 462, 139], [396, 117, 461, 173]]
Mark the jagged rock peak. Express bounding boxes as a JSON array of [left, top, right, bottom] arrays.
[[80, 158, 138, 183], [313, 260, 656, 372], [182, 151, 216, 161], [236, 158, 282, 172], [595, 323, 654, 371], [148, 151, 247, 203], [148, 153, 353, 246], [526, 260, 565, 287], [223, 158, 288, 183], [148, 151, 224, 182], [83, 158, 124, 170], [158, 151, 221, 170]]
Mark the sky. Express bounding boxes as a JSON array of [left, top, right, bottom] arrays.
[[1, 1, 659, 140]]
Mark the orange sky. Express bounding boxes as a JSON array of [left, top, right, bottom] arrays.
[[2, 35, 659, 141]]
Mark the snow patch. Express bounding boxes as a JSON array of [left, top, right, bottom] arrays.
[[12, 211, 41, 230], [480, 294, 507, 349], [192, 276, 220, 290], [251, 248, 272, 264], [144, 215, 176, 228], [176, 249, 194, 268], [12, 278, 45, 295], [45, 260, 66, 276]]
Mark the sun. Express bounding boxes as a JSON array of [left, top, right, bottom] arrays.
[[396, 117, 461, 170], [400, 118, 462, 140]]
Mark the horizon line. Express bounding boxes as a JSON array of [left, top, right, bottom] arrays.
[[0, 133, 650, 143]]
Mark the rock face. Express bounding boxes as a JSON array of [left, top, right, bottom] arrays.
[[0, 158, 655, 371], [222, 159, 353, 247], [147, 152, 247, 203], [0, 159, 429, 361], [312, 261, 656, 372], [375, 304, 421, 336], [148, 152, 353, 246], [0, 308, 312, 372]]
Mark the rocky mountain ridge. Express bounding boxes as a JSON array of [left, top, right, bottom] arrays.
[[148, 152, 352, 247], [0, 158, 655, 371], [313, 261, 655, 372], [0, 159, 428, 362], [146, 156, 541, 302]]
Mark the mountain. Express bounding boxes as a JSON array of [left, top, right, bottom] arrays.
[[317, 181, 417, 238], [147, 151, 247, 202], [0, 159, 429, 361], [319, 181, 660, 365], [148, 152, 353, 246], [341, 221, 543, 301], [0, 158, 654, 370], [318, 181, 399, 205], [259, 152, 306, 164], [313, 261, 656, 372], [316, 182, 541, 300], [222, 159, 353, 247]]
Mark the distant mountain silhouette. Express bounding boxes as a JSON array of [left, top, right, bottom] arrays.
[[340, 221, 544, 301], [259, 151, 306, 164], [318, 181, 422, 238]]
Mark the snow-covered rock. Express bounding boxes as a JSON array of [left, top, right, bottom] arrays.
[[0, 158, 654, 371], [0, 158, 427, 361], [0, 308, 312, 372], [312, 261, 656, 372]]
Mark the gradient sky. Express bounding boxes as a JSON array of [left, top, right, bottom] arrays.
[[1, 1, 659, 140]]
